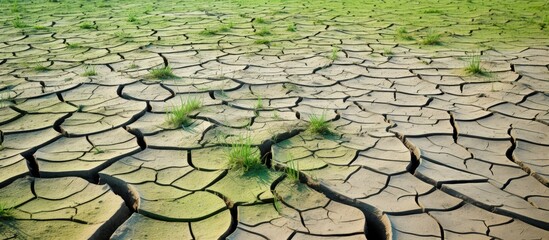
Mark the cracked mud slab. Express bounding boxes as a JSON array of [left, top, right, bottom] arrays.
[[1, 0, 549, 239]]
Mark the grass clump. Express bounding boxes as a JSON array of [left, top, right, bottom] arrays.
[[286, 160, 300, 183], [33, 25, 47, 30], [396, 27, 414, 40], [227, 136, 262, 172], [254, 17, 268, 24], [200, 23, 234, 36], [149, 66, 178, 80], [287, 23, 297, 32], [12, 19, 28, 28], [0, 203, 13, 220], [79, 22, 94, 29], [255, 28, 271, 36], [82, 66, 97, 76], [255, 96, 263, 109], [254, 39, 271, 45], [328, 47, 339, 61], [67, 43, 81, 49], [166, 98, 202, 127], [383, 48, 393, 56], [33, 64, 49, 72], [307, 113, 331, 135], [128, 14, 138, 23], [464, 54, 488, 76], [420, 32, 442, 45]]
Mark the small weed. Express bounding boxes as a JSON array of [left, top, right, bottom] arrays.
[[273, 192, 282, 213], [308, 113, 331, 135], [93, 146, 104, 154], [114, 31, 131, 40], [383, 48, 393, 56], [239, 13, 248, 18], [12, 19, 28, 28], [33, 25, 47, 30], [67, 43, 81, 49], [420, 32, 442, 45], [328, 47, 339, 61], [33, 64, 49, 72], [77, 105, 84, 112], [0, 203, 13, 220], [149, 66, 178, 80], [254, 17, 267, 24], [286, 160, 300, 183], [200, 23, 233, 36], [255, 28, 271, 36], [287, 23, 297, 32], [79, 22, 94, 29], [255, 95, 263, 109], [227, 135, 262, 171], [128, 14, 138, 23], [82, 66, 97, 77], [166, 97, 202, 127], [396, 27, 414, 40], [424, 9, 443, 14], [254, 39, 271, 45], [128, 63, 139, 69], [464, 54, 488, 75]]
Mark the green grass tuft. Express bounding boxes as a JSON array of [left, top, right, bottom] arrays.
[[166, 97, 202, 127], [308, 113, 331, 135], [464, 54, 488, 75], [82, 66, 97, 76], [33, 64, 49, 72], [33, 25, 47, 30], [420, 32, 442, 45], [287, 23, 297, 32], [255, 96, 263, 109], [328, 47, 339, 61], [79, 22, 94, 29], [254, 17, 267, 24], [396, 27, 414, 40], [254, 39, 271, 45], [255, 28, 271, 36], [227, 136, 262, 172], [149, 66, 178, 79], [66, 43, 81, 49], [12, 19, 28, 28], [0, 203, 13, 220], [286, 160, 300, 183]]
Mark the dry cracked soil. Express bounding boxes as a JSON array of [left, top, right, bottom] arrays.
[[0, 0, 549, 239]]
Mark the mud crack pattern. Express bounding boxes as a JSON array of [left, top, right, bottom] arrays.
[[1, 0, 549, 239]]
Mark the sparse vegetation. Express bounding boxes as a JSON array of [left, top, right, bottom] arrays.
[[287, 23, 297, 32], [383, 48, 393, 56], [200, 23, 234, 36], [254, 39, 271, 45], [166, 97, 202, 127], [286, 160, 300, 182], [464, 54, 488, 75], [128, 14, 138, 23], [67, 43, 81, 49], [227, 135, 262, 171], [82, 66, 97, 76], [255, 95, 263, 109], [0, 203, 13, 220], [33, 64, 49, 72], [396, 27, 414, 40], [92, 146, 105, 154], [255, 28, 271, 36], [12, 19, 28, 28], [149, 66, 178, 79], [420, 32, 442, 45], [328, 47, 339, 61], [33, 25, 47, 30], [79, 22, 94, 29], [307, 113, 331, 135], [254, 17, 267, 24]]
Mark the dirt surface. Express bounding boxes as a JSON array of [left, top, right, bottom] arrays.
[[1, 0, 548, 239]]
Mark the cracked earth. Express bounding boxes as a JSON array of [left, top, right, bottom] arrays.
[[1, 0, 549, 239]]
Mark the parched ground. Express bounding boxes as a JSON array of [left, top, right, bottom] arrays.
[[1, 0, 548, 239]]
